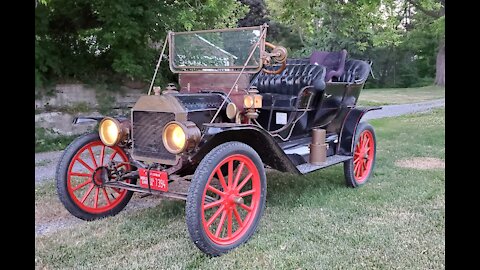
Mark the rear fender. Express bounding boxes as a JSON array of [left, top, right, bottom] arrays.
[[191, 124, 300, 174], [337, 106, 381, 155]]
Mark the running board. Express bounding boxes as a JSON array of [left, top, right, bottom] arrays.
[[296, 155, 352, 174]]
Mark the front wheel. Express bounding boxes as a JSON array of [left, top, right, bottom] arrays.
[[186, 142, 267, 256], [344, 122, 377, 187], [56, 132, 135, 221]]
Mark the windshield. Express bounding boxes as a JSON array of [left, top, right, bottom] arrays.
[[169, 25, 265, 73]]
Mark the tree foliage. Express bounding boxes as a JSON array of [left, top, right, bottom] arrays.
[[35, 0, 444, 89], [35, 0, 248, 88], [266, 0, 445, 88]]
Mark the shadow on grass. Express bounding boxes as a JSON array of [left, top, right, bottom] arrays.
[[114, 164, 350, 234], [265, 165, 346, 207], [121, 200, 186, 230]]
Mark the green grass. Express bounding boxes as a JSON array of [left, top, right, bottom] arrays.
[[358, 85, 445, 106], [44, 102, 94, 115], [35, 109, 445, 269], [35, 127, 78, 153]]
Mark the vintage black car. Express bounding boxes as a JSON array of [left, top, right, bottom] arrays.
[[56, 24, 379, 256]]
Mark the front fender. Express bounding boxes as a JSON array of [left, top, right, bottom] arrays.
[[191, 124, 300, 174], [73, 116, 128, 125], [337, 106, 381, 155]]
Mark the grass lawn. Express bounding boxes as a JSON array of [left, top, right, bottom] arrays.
[[358, 85, 445, 106], [35, 127, 79, 153], [35, 108, 445, 269]]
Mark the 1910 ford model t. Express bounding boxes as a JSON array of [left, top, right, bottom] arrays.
[[56, 24, 379, 256]]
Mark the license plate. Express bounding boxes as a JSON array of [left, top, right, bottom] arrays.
[[138, 168, 168, 192]]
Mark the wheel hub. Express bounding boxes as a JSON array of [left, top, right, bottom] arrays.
[[232, 196, 244, 205], [225, 191, 244, 207], [92, 166, 109, 187]]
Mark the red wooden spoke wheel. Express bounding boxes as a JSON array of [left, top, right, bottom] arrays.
[[344, 122, 377, 187], [56, 133, 135, 220], [186, 142, 266, 256], [353, 130, 375, 183]]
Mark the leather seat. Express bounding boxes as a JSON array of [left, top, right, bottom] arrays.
[[334, 59, 370, 83], [251, 64, 326, 96], [309, 49, 347, 82]]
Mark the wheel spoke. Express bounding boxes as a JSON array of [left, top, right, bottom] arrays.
[[356, 162, 363, 178], [77, 157, 94, 172], [236, 172, 253, 191], [100, 145, 106, 166], [112, 187, 122, 194], [364, 160, 369, 174], [239, 203, 253, 212], [354, 160, 361, 175], [215, 210, 227, 238], [239, 189, 256, 198], [207, 205, 225, 227], [215, 169, 228, 191], [233, 206, 243, 227], [362, 137, 368, 151], [72, 179, 92, 191], [227, 160, 233, 188], [93, 188, 99, 208], [356, 142, 361, 153], [227, 209, 233, 237], [102, 188, 112, 206], [207, 185, 225, 197], [80, 184, 95, 203], [232, 162, 245, 189], [204, 199, 224, 210], [354, 156, 361, 164], [87, 147, 98, 168], [109, 151, 117, 163], [70, 172, 91, 178]]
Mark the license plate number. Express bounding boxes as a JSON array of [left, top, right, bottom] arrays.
[[138, 169, 168, 192]]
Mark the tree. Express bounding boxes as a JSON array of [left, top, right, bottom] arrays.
[[266, 0, 444, 87], [35, 0, 248, 87], [407, 0, 445, 86]]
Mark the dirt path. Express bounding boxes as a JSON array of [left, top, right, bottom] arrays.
[[362, 98, 444, 120], [35, 98, 445, 236]]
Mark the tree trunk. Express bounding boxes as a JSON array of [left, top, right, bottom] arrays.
[[434, 39, 445, 86]]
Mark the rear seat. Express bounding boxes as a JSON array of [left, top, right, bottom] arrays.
[[333, 59, 370, 84]]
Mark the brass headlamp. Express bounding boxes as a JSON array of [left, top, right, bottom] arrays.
[[98, 117, 130, 146], [162, 121, 201, 154]]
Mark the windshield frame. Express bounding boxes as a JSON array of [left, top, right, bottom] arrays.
[[168, 25, 266, 74]]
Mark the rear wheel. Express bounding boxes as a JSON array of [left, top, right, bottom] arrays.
[[186, 142, 266, 256], [56, 133, 135, 220], [344, 122, 376, 187]]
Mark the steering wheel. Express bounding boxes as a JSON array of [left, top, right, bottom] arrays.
[[262, 42, 288, 75]]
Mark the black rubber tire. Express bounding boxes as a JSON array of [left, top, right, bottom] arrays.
[[186, 142, 267, 256], [343, 122, 377, 188], [56, 132, 135, 221]]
